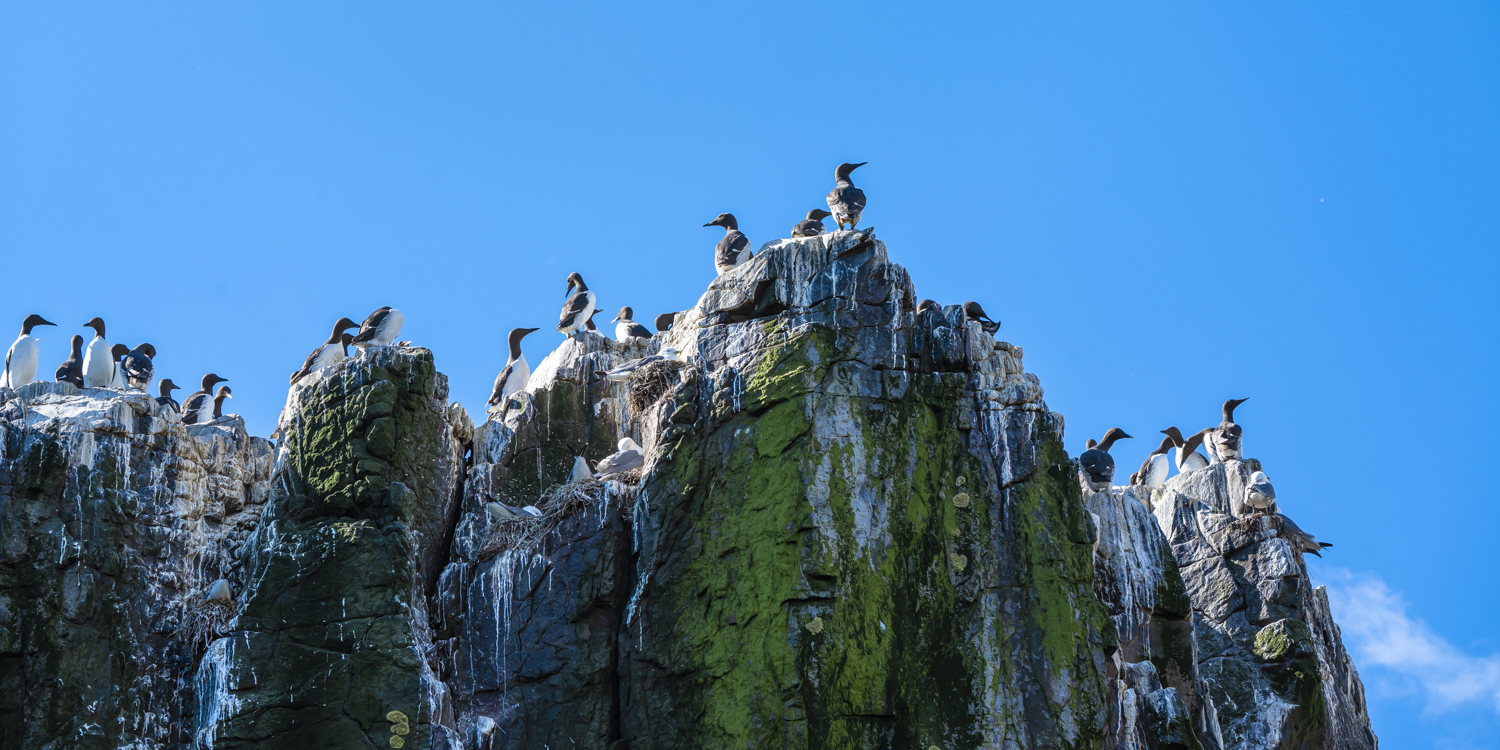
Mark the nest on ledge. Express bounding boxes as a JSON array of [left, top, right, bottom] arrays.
[[628, 359, 683, 414], [476, 478, 634, 563], [182, 598, 239, 659]]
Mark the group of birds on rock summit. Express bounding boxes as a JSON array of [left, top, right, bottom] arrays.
[[1077, 398, 1334, 557], [2, 314, 233, 425], [702, 162, 869, 275]]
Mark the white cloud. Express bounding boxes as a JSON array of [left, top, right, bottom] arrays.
[[1315, 567, 1500, 714]]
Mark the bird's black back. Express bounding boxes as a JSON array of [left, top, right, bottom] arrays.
[[1079, 449, 1116, 483]]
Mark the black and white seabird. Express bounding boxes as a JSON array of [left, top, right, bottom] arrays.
[[826, 162, 868, 230], [1277, 513, 1332, 557], [292, 317, 361, 383], [1246, 470, 1276, 511], [81, 317, 113, 388], [791, 208, 833, 238], [557, 273, 598, 337], [962, 301, 1001, 335], [584, 308, 604, 332], [654, 312, 678, 333], [1130, 436, 1174, 487], [157, 379, 181, 413], [488, 327, 540, 410], [602, 347, 685, 382], [351, 307, 404, 352], [594, 437, 645, 476], [704, 213, 752, 275], [120, 343, 156, 391], [55, 335, 84, 387], [486, 501, 542, 523], [1211, 397, 1250, 461], [1079, 428, 1132, 492], [212, 386, 232, 420], [181, 373, 228, 425], [569, 455, 593, 483], [613, 307, 652, 341], [108, 344, 130, 389], [3, 314, 56, 389], [1161, 427, 1212, 473]]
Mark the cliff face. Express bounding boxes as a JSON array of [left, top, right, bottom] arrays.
[[0, 229, 1374, 749]]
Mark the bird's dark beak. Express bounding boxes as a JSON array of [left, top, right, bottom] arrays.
[[853, 162, 868, 169], [40, 319, 56, 327], [702, 221, 715, 227], [1121, 433, 1133, 440]]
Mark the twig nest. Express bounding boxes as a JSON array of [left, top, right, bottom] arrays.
[[950, 553, 967, 572], [806, 616, 824, 634], [952, 492, 970, 509]]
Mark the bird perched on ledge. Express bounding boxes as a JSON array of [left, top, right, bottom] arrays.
[[156, 379, 181, 413], [1278, 513, 1332, 557], [4, 314, 56, 389], [558, 273, 597, 337], [81, 318, 112, 389], [292, 317, 360, 383], [963, 301, 1001, 335], [654, 312, 678, 333], [108, 344, 130, 389], [1246, 470, 1276, 511], [595, 437, 644, 476], [1079, 428, 1132, 492], [791, 208, 832, 238], [1130, 435, 1175, 487], [704, 213, 751, 275], [351, 307, 403, 352], [55, 335, 84, 387], [182, 373, 228, 425], [603, 347, 684, 383], [613, 307, 652, 341], [211, 386, 233, 420], [1161, 427, 1212, 473], [120, 343, 156, 391], [826, 162, 867, 230], [1211, 397, 1250, 461], [488, 327, 539, 410]]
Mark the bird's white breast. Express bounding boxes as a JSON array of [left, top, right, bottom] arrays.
[[311, 343, 344, 372], [83, 338, 112, 388], [6, 336, 40, 388], [501, 356, 530, 398], [374, 309, 405, 345]]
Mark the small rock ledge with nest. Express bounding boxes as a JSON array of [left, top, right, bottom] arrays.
[[476, 478, 635, 563]]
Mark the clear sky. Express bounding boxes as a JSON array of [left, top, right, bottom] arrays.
[[2, 2, 1496, 745]]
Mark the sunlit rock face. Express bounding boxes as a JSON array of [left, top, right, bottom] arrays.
[[0, 230, 1375, 749]]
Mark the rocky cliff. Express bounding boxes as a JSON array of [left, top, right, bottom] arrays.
[[0, 229, 1375, 749]]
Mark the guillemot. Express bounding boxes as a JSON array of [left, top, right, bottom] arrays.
[[613, 307, 652, 340], [3, 314, 56, 389], [594, 437, 644, 476], [654, 312, 677, 333], [108, 344, 130, 389], [704, 213, 751, 275], [1079, 428, 1131, 492], [55, 335, 84, 387], [156, 379, 181, 413], [488, 327, 540, 410], [1211, 397, 1250, 461], [351, 307, 403, 352], [557, 273, 597, 337], [181, 373, 228, 425], [81, 317, 112, 388], [962, 301, 1001, 335], [1130, 436, 1174, 487], [291, 317, 361, 383], [212, 386, 232, 420], [584, 308, 604, 332], [916, 299, 941, 315], [826, 162, 868, 230], [791, 208, 833, 238], [120, 343, 156, 390], [1161, 427, 1212, 472]]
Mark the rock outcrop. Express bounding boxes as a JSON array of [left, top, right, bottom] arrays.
[[0, 229, 1376, 749]]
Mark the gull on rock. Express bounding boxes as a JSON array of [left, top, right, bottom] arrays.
[[54, 335, 84, 387], [351, 307, 403, 351], [3, 314, 56, 389], [81, 318, 112, 388], [1246, 470, 1276, 510], [704, 213, 751, 275], [486, 502, 542, 523], [1162, 427, 1212, 473], [613, 307, 652, 341], [292, 317, 360, 383], [595, 437, 644, 477], [182, 373, 228, 425], [1079, 428, 1132, 492], [120, 344, 156, 391], [557, 273, 598, 337], [791, 208, 832, 238], [488, 327, 539, 410], [206, 579, 233, 602], [826, 162, 868, 230], [1278, 513, 1332, 557], [603, 347, 684, 383]]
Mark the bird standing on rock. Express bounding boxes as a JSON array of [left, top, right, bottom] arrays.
[[1277, 513, 1332, 557], [1079, 428, 1131, 492], [584, 308, 604, 332], [55, 335, 84, 387], [1246, 470, 1276, 511], [1211, 398, 1250, 461], [488, 327, 540, 410], [120, 344, 156, 390], [792, 208, 833, 238], [351, 307, 403, 352], [292, 317, 361, 383], [1161, 427, 1212, 473], [704, 213, 751, 275], [613, 308, 652, 341], [157, 379, 181, 413], [182, 374, 228, 425], [1130, 436, 1175, 487], [558, 273, 598, 337], [826, 162, 868, 230], [81, 318, 112, 388], [962, 301, 1001, 335], [4, 314, 56, 389], [212, 386, 233, 420], [108, 344, 130, 389], [654, 312, 677, 333]]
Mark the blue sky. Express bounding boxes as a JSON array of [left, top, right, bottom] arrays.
[[2, 2, 1495, 744]]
